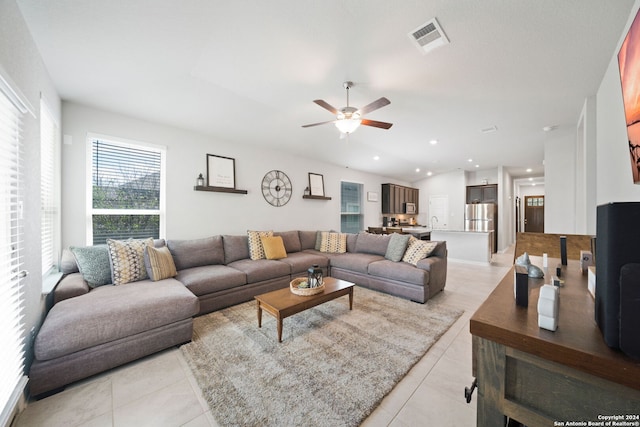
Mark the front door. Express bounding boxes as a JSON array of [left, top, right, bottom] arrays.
[[524, 195, 544, 232]]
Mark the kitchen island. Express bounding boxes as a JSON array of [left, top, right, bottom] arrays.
[[430, 230, 493, 263]]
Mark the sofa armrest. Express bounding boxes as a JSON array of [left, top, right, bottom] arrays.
[[416, 241, 447, 295], [53, 273, 90, 305]]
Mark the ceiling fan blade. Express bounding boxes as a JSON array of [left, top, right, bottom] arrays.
[[313, 99, 339, 114], [302, 120, 336, 128], [358, 97, 390, 115], [361, 119, 393, 129]]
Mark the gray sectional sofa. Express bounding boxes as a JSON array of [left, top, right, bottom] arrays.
[[30, 230, 447, 397]]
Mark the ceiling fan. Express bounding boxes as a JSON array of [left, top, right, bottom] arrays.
[[302, 81, 393, 134]]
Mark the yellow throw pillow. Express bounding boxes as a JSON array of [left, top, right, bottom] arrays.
[[402, 237, 438, 266], [106, 237, 154, 285], [247, 230, 273, 260], [144, 245, 177, 281], [319, 231, 347, 253], [260, 236, 287, 260]]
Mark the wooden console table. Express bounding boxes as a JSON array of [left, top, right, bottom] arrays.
[[470, 258, 640, 426]]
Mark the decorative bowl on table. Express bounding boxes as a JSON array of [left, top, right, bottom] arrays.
[[290, 277, 325, 296]]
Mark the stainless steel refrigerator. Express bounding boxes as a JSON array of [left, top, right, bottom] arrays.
[[465, 203, 496, 253], [465, 203, 495, 232]]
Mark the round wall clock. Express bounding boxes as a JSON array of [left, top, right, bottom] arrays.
[[261, 170, 292, 207]]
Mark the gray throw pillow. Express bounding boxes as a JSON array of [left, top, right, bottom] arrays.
[[70, 245, 112, 288], [385, 233, 412, 262]]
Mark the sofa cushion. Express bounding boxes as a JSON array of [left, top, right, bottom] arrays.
[[274, 230, 301, 253], [319, 231, 347, 253], [247, 230, 273, 260], [298, 231, 318, 250], [168, 236, 224, 270], [368, 259, 429, 285], [402, 238, 438, 266], [329, 253, 385, 274], [34, 278, 198, 361], [261, 236, 287, 260], [354, 232, 391, 256], [278, 251, 330, 276], [70, 245, 112, 288], [107, 238, 153, 285], [175, 264, 247, 296], [144, 246, 177, 281], [226, 258, 290, 283], [60, 248, 80, 274], [385, 233, 411, 262], [223, 235, 250, 264], [346, 233, 358, 253]]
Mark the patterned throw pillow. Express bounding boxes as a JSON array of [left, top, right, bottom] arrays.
[[106, 238, 154, 285], [402, 237, 439, 266], [260, 236, 287, 260], [144, 245, 178, 281], [247, 230, 273, 260], [385, 233, 412, 262], [70, 245, 112, 288], [319, 231, 347, 253]]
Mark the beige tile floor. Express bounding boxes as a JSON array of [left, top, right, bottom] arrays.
[[14, 249, 513, 427]]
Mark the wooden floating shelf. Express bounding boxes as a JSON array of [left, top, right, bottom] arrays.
[[194, 185, 248, 194], [303, 195, 332, 200]]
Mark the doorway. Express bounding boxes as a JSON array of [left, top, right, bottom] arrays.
[[524, 195, 544, 232]]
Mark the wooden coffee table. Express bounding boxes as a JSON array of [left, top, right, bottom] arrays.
[[254, 277, 354, 342]]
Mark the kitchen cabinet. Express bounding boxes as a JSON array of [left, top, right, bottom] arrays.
[[382, 184, 419, 214], [466, 184, 497, 203]]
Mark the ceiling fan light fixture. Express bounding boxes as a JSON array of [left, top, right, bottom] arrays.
[[335, 118, 362, 134]]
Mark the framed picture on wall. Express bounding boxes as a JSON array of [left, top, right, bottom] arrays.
[[308, 173, 325, 196], [206, 154, 236, 188]]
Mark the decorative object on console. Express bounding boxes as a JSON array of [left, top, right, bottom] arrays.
[[261, 170, 292, 206], [538, 284, 559, 331], [196, 173, 204, 187], [515, 252, 544, 278], [303, 186, 310, 196], [302, 81, 393, 135], [514, 264, 529, 307], [206, 154, 236, 189]]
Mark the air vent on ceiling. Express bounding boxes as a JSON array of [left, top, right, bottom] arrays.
[[408, 18, 449, 54]]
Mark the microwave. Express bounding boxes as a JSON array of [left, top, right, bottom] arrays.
[[404, 203, 416, 214]]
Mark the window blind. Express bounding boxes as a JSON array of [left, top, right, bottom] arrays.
[[40, 99, 59, 276], [0, 81, 27, 427], [340, 181, 364, 234], [89, 138, 164, 244]]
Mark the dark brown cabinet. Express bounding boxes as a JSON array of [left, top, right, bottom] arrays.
[[466, 184, 497, 203], [382, 183, 419, 214]]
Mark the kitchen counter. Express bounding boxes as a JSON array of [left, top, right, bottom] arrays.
[[430, 230, 493, 263]]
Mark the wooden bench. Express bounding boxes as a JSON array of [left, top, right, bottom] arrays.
[[513, 232, 594, 262]]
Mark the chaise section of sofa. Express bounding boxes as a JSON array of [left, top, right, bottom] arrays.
[[30, 277, 199, 397]]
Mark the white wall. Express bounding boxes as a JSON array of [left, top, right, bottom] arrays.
[[413, 170, 466, 230], [596, 0, 640, 204], [61, 102, 400, 246], [544, 133, 577, 233], [465, 169, 499, 185], [0, 0, 61, 372]]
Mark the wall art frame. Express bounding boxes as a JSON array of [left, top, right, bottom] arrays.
[[308, 172, 325, 196], [206, 154, 236, 188]]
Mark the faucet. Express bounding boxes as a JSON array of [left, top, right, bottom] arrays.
[[431, 216, 438, 229]]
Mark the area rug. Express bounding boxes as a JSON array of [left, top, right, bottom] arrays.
[[180, 286, 463, 427]]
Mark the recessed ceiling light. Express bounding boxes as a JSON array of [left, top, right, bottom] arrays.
[[373, 156, 380, 160], [427, 171, 433, 176], [468, 158, 473, 162], [532, 183, 536, 186], [526, 168, 532, 172], [429, 139, 438, 145], [529, 177, 533, 181], [543, 125, 558, 132], [475, 164, 480, 168], [415, 168, 420, 173]]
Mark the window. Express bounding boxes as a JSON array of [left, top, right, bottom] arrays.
[[40, 98, 60, 276], [87, 136, 166, 245], [340, 181, 363, 234], [0, 74, 29, 427]]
